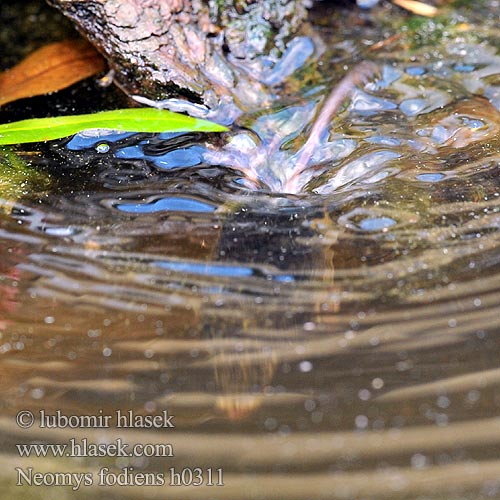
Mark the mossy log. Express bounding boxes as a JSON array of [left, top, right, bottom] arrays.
[[46, 0, 310, 114]]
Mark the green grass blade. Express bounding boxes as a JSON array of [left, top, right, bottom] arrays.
[[0, 108, 228, 145]]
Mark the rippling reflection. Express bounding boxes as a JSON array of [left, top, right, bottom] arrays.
[[1, 2, 500, 499]]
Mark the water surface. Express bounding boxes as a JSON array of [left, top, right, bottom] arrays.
[[1, 1, 500, 499]]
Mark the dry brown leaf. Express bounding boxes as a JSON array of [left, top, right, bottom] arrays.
[[0, 39, 106, 107], [391, 0, 439, 16]]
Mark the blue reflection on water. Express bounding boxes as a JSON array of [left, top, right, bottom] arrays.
[[155, 261, 253, 277], [359, 216, 396, 231], [417, 172, 445, 182], [365, 136, 401, 146], [461, 117, 485, 129], [405, 66, 426, 76], [273, 275, 295, 283], [400, 98, 427, 116], [351, 90, 398, 114], [116, 145, 205, 169], [66, 132, 134, 150], [453, 64, 475, 73], [357, 0, 379, 9], [378, 65, 402, 88], [116, 197, 216, 213], [262, 36, 314, 86], [154, 260, 296, 281]]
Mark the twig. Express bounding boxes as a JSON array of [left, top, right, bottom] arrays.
[[284, 61, 378, 193]]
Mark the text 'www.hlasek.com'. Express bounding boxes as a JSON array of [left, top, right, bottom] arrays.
[[14, 409, 224, 490]]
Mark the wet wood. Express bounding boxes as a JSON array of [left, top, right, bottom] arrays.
[[46, 0, 309, 111]]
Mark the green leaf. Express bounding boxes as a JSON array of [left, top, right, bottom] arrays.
[[0, 108, 228, 145]]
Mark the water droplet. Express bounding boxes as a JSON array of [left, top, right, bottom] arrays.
[[411, 453, 428, 469], [358, 389, 371, 401], [304, 399, 316, 412], [299, 361, 313, 373], [437, 395, 450, 409], [31, 388, 45, 400], [264, 417, 278, 430], [355, 414, 368, 429], [144, 401, 157, 412], [96, 143, 110, 153], [467, 390, 480, 403]]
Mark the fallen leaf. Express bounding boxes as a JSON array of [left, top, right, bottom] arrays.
[[391, 0, 439, 16], [0, 108, 228, 145], [0, 39, 106, 107]]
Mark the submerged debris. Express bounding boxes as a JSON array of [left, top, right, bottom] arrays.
[[203, 62, 379, 194]]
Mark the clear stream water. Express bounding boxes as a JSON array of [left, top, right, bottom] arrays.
[[0, 1, 500, 499]]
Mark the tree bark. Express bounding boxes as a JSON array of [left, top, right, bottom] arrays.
[[46, 0, 310, 114]]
